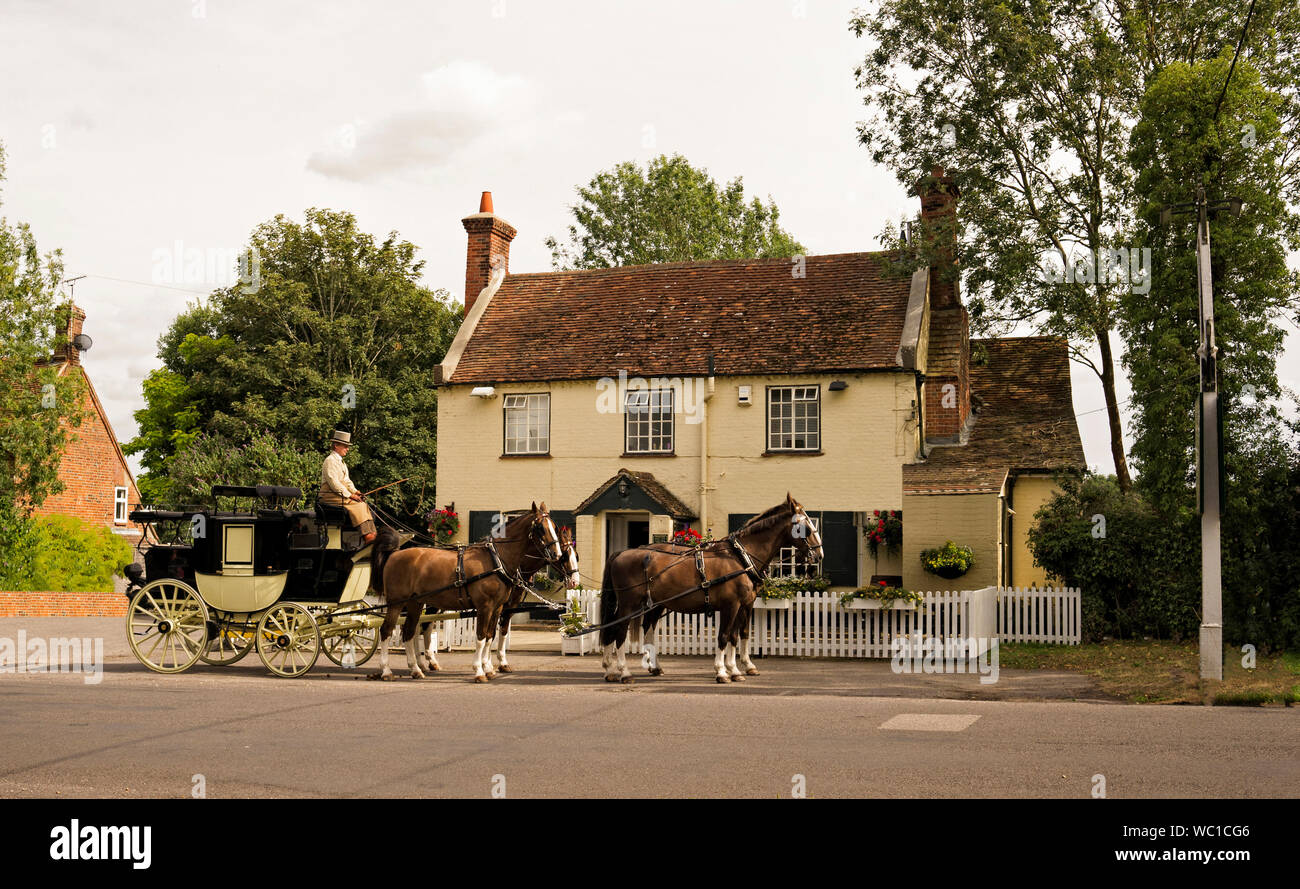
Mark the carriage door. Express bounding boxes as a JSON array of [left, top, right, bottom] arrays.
[[223, 524, 255, 576]]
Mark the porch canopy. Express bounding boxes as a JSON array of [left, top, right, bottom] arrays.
[[575, 469, 696, 521]]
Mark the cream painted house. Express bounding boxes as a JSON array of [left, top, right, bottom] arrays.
[[434, 175, 1085, 591]]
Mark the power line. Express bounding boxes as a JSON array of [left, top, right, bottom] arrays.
[[79, 273, 215, 296], [1211, 0, 1259, 123]]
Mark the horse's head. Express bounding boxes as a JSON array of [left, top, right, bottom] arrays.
[[526, 501, 566, 570], [786, 493, 824, 566], [557, 524, 580, 590]]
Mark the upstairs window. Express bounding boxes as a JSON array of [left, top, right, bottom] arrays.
[[625, 389, 674, 454], [504, 393, 550, 455], [114, 487, 128, 524], [768, 386, 820, 451]]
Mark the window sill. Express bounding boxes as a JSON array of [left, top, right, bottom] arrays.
[[621, 451, 675, 458], [762, 449, 823, 457], [500, 453, 552, 459]]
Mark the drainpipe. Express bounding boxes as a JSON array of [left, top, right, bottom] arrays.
[[700, 356, 716, 535]]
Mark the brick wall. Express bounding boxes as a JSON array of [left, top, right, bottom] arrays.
[[462, 214, 517, 315], [32, 365, 145, 544], [0, 590, 127, 618]]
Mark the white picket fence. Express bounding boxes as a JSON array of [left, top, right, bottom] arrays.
[[436, 585, 1081, 656], [995, 586, 1081, 644]]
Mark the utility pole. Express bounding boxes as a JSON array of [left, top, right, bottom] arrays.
[[1161, 188, 1242, 681]]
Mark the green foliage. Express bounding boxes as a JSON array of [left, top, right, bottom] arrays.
[[158, 431, 322, 507], [1027, 474, 1200, 642], [840, 585, 922, 607], [546, 153, 805, 269], [124, 209, 461, 512], [0, 514, 134, 592], [0, 140, 90, 565], [760, 575, 830, 598], [560, 594, 588, 636], [920, 541, 975, 578]]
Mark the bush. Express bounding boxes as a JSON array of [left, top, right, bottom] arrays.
[[0, 514, 134, 592]]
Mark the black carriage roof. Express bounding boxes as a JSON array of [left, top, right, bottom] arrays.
[[211, 485, 303, 501]]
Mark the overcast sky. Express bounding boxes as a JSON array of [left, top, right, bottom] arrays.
[[3, 0, 1297, 482]]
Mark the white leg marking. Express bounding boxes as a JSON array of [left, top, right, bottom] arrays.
[[714, 646, 730, 681], [725, 642, 743, 678], [739, 636, 757, 673], [404, 637, 424, 679]]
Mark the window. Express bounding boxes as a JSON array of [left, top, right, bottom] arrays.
[[114, 487, 128, 524], [768, 386, 820, 451], [503, 393, 550, 455], [625, 388, 674, 454]]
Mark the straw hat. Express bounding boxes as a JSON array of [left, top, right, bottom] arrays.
[[330, 430, 353, 446]]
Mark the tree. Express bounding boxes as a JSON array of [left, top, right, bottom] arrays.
[[850, 0, 1300, 492], [1123, 55, 1296, 514], [0, 141, 88, 571], [545, 153, 805, 269], [125, 209, 461, 512]]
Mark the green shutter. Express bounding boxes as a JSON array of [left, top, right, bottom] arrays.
[[819, 511, 858, 587]]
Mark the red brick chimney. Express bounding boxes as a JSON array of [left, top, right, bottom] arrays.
[[461, 191, 516, 317], [917, 166, 961, 310], [917, 168, 971, 443], [52, 303, 88, 365]]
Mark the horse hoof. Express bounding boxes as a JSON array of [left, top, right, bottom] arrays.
[[376, 673, 396, 682], [410, 671, 425, 680], [474, 674, 490, 683], [620, 675, 635, 684], [746, 667, 760, 676], [366, 672, 387, 681], [730, 673, 746, 682], [428, 663, 441, 672], [716, 675, 730, 684], [648, 667, 664, 677], [498, 664, 514, 673]]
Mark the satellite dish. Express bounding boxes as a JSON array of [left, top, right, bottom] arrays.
[[72, 333, 93, 352]]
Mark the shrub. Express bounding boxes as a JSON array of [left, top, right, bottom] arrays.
[[0, 514, 134, 592]]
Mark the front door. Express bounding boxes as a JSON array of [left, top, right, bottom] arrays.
[[606, 512, 651, 559]]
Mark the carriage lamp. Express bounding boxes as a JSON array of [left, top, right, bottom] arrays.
[[617, 479, 630, 498], [829, 380, 848, 391]]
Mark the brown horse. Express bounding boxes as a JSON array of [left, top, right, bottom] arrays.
[[485, 524, 580, 674], [599, 494, 823, 683], [373, 503, 564, 682]]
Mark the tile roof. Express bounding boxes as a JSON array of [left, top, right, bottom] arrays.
[[903, 336, 1085, 494], [574, 468, 696, 520], [447, 252, 914, 383]]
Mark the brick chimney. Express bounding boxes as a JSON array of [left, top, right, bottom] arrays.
[[917, 168, 972, 444], [461, 191, 516, 316], [52, 303, 88, 365], [917, 166, 961, 310]]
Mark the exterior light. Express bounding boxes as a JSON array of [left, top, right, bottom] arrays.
[[829, 380, 848, 391], [470, 386, 497, 398]]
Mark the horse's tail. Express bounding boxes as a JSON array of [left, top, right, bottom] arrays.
[[369, 526, 401, 598], [599, 558, 618, 647]]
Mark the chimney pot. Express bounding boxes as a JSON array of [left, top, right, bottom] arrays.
[[479, 191, 494, 214]]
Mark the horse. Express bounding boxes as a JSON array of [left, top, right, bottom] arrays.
[[371, 502, 564, 682], [488, 524, 580, 675], [598, 493, 823, 683]]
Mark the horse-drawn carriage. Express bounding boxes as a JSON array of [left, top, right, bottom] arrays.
[[124, 485, 406, 677]]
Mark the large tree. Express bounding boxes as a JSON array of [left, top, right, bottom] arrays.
[[126, 209, 461, 512], [0, 141, 88, 573], [850, 0, 1300, 492], [546, 153, 805, 269]]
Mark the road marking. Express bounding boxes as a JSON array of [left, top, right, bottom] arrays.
[[880, 714, 981, 732]]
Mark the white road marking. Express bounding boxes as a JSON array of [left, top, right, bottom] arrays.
[[880, 714, 981, 732]]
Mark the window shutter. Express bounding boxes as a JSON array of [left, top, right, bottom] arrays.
[[468, 511, 497, 542], [728, 514, 757, 534], [819, 511, 858, 587]]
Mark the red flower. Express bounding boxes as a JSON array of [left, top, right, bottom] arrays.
[[873, 510, 880, 516]]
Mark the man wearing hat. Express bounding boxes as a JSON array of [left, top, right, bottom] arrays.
[[319, 430, 376, 544]]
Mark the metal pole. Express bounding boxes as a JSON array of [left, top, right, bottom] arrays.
[[1194, 187, 1223, 681]]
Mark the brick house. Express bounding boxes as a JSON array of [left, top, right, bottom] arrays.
[[433, 173, 1086, 591], [32, 304, 146, 582]]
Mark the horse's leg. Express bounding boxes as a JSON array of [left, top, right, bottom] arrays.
[[423, 621, 441, 671], [714, 601, 740, 683], [643, 608, 665, 676], [482, 603, 502, 680], [374, 608, 399, 681], [725, 601, 746, 681], [495, 608, 513, 673], [603, 599, 635, 683], [738, 602, 759, 675], [402, 605, 426, 680], [472, 604, 494, 683]]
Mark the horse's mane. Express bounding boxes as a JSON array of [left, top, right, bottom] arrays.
[[739, 502, 795, 534]]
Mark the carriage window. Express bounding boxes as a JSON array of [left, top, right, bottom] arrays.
[[114, 487, 128, 524], [625, 389, 673, 454], [768, 386, 820, 451], [503, 394, 550, 455]]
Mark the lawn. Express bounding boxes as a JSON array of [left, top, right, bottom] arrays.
[[997, 640, 1300, 705]]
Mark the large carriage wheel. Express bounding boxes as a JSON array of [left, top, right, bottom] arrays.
[[199, 619, 255, 666], [126, 580, 209, 674], [322, 623, 380, 668], [256, 603, 320, 678]]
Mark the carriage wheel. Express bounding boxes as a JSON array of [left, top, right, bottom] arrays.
[[126, 580, 209, 674], [256, 603, 320, 678], [322, 623, 380, 668], [199, 619, 255, 666]]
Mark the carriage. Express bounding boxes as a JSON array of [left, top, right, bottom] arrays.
[[124, 485, 411, 677]]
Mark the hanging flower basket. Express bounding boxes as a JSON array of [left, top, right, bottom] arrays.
[[920, 541, 975, 579], [426, 508, 459, 545], [863, 509, 903, 558]]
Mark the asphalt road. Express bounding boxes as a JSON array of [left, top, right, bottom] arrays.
[[1, 623, 1296, 798]]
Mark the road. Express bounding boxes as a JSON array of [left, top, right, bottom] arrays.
[[1, 627, 1295, 798]]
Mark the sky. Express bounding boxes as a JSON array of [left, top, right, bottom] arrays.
[[2, 0, 1296, 481]]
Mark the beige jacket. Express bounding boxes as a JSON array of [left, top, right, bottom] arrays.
[[320, 451, 360, 499]]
